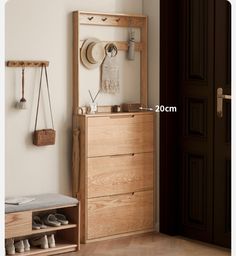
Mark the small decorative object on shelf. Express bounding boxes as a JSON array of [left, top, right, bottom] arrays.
[[88, 89, 100, 114], [112, 105, 121, 113], [122, 103, 142, 112]]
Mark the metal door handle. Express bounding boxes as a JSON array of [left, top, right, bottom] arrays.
[[217, 88, 231, 118]]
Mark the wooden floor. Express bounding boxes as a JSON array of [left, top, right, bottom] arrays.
[[63, 233, 230, 256]]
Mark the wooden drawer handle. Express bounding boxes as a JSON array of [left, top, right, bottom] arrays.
[[109, 115, 135, 119], [110, 153, 135, 158]]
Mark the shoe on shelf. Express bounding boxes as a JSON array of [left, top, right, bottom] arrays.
[[54, 213, 69, 225], [23, 239, 30, 251], [48, 234, 56, 248], [43, 214, 61, 227], [5, 238, 15, 255], [14, 240, 24, 253], [32, 215, 47, 230], [30, 235, 49, 249]]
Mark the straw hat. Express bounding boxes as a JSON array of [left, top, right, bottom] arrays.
[[81, 38, 105, 69]]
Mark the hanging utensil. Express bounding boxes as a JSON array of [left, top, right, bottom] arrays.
[[18, 67, 27, 109]]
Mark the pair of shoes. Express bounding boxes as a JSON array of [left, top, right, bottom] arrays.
[[43, 213, 69, 227], [5, 239, 30, 255], [5, 238, 14, 255], [15, 239, 30, 253], [30, 234, 55, 249], [32, 215, 48, 230]]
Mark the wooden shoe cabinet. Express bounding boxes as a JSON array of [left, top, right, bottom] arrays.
[[5, 200, 80, 255], [74, 112, 156, 243]]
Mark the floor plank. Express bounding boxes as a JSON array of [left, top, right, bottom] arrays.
[[62, 233, 230, 256]]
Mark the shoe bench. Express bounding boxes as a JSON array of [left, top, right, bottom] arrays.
[[5, 194, 80, 255]]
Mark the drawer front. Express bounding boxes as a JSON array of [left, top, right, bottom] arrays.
[[88, 153, 154, 198], [87, 114, 154, 157], [87, 190, 154, 240], [5, 211, 32, 238]]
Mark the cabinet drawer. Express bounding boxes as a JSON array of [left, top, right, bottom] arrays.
[[5, 211, 32, 239], [88, 153, 153, 198], [87, 114, 154, 157], [87, 190, 154, 240]]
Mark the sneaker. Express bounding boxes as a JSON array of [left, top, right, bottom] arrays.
[[14, 240, 24, 253], [48, 234, 56, 248], [23, 239, 30, 251], [5, 238, 15, 255], [30, 235, 49, 249]]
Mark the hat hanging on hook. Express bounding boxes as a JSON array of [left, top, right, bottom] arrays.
[[17, 67, 27, 109], [81, 38, 106, 69]]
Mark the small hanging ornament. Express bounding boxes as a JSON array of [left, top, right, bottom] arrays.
[[17, 67, 27, 109]]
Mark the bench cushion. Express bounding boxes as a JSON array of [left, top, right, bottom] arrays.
[[5, 193, 78, 213]]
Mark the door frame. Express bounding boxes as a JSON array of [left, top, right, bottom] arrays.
[[160, 0, 180, 235]]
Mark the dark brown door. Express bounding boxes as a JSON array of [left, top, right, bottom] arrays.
[[213, 0, 231, 247], [178, 0, 231, 248]]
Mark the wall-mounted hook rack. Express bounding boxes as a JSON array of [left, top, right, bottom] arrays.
[[6, 60, 49, 68], [79, 12, 145, 27]]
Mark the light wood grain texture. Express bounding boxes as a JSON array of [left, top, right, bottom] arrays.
[[5, 211, 32, 239], [72, 11, 148, 110], [72, 128, 80, 197], [5, 204, 80, 255], [58, 233, 231, 256], [77, 115, 87, 243], [6, 60, 49, 67], [15, 243, 77, 256], [87, 190, 154, 240], [77, 112, 155, 243], [73, 12, 79, 115], [79, 40, 143, 51], [79, 12, 145, 27], [87, 113, 154, 157], [87, 152, 153, 198]]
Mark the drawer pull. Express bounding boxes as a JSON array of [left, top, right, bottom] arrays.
[[109, 115, 135, 119], [110, 153, 135, 158]]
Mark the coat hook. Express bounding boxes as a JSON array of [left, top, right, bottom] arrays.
[[88, 16, 94, 21], [102, 17, 107, 22]]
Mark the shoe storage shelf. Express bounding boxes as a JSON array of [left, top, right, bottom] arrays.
[[74, 112, 156, 243], [5, 194, 80, 255]]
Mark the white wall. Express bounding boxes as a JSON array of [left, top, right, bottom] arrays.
[[5, 0, 142, 197], [143, 0, 160, 231]]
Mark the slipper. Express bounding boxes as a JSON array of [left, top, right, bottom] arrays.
[[32, 218, 41, 230], [54, 213, 69, 225], [33, 216, 47, 229], [43, 214, 61, 227]]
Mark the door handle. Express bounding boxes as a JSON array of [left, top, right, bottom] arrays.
[[217, 88, 231, 118]]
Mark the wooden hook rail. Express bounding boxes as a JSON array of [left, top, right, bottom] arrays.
[[79, 12, 146, 27], [79, 40, 143, 52], [6, 60, 49, 68]]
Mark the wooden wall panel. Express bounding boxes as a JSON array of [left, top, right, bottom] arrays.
[[186, 98, 207, 137], [187, 0, 207, 81]]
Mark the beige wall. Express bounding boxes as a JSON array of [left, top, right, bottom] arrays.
[[143, 0, 160, 231], [5, 0, 142, 197]]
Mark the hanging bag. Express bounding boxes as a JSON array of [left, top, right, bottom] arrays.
[[33, 65, 56, 146]]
